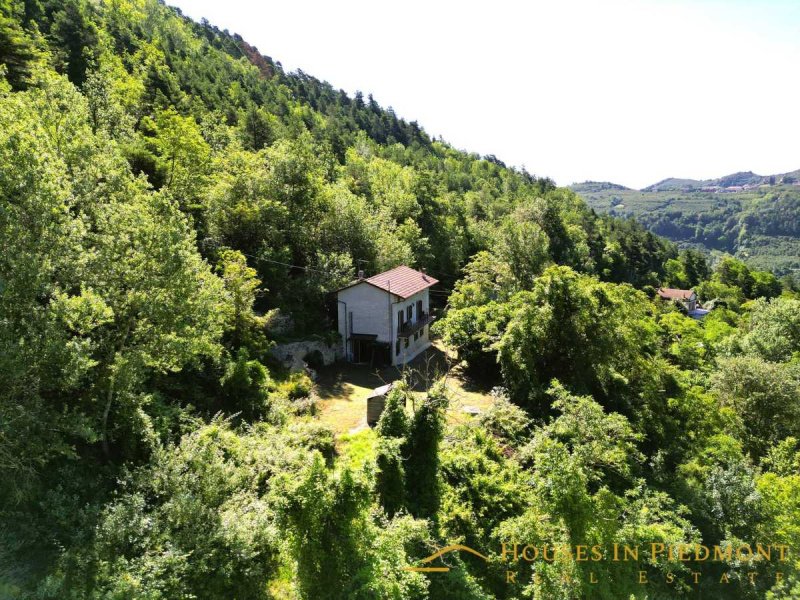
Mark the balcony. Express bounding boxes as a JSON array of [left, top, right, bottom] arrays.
[[397, 312, 435, 338]]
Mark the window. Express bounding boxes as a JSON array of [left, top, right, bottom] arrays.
[[395, 339, 400, 356], [413, 331, 419, 341], [406, 305, 413, 323], [416, 300, 423, 319], [397, 310, 403, 332], [404, 336, 409, 348]]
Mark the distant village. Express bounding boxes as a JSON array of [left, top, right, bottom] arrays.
[[701, 181, 800, 193]]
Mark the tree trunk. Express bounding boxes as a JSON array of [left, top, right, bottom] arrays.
[[101, 375, 115, 460]]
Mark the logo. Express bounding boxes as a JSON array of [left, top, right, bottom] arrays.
[[403, 541, 791, 586], [403, 544, 489, 573]]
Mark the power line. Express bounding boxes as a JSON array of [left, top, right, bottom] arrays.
[[239, 252, 331, 275], [202, 238, 332, 275], [203, 237, 459, 292]]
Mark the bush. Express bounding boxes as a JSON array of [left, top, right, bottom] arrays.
[[276, 372, 314, 400], [288, 421, 336, 463], [478, 389, 531, 446], [219, 349, 271, 421], [55, 421, 301, 599]]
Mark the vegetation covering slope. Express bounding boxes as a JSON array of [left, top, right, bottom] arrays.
[[2, 1, 800, 599], [572, 172, 800, 275]]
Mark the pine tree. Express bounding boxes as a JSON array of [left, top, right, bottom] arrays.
[[0, 12, 36, 89]]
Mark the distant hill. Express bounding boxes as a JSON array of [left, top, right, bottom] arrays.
[[570, 181, 632, 193], [642, 177, 707, 192], [641, 169, 800, 192], [571, 169, 800, 274]]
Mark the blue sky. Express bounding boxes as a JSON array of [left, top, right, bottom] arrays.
[[168, 0, 800, 189]]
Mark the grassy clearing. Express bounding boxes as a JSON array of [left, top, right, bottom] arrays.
[[313, 342, 497, 441]]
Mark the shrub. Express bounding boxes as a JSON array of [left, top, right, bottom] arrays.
[[276, 372, 314, 400]]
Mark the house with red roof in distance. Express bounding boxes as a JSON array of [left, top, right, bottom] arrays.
[[657, 287, 705, 316], [335, 265, 438, 366]]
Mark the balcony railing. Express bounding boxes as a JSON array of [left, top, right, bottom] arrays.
[[398, 312, 435, 338]]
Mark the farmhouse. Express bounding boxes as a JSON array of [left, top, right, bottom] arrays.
[[657, 287, 709, 318], [336, 266, 438, 366], [657, 287, 698, 311]]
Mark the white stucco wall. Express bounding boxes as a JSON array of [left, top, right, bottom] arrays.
[[337, 282, 393, 360]]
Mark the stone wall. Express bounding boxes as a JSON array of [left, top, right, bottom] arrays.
[[269, 339, 343, 373]]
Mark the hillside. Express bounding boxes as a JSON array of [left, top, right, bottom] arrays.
[[572, 172, 800, 274]]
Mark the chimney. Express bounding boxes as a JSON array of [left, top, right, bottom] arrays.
[[357, 269, 364, 280], [421, 267, 426, 274]]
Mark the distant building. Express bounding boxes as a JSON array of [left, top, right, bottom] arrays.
[[336, 266, 438, 366], [657, 287, 702, 314]]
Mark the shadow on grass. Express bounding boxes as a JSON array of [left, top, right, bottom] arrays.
[[315, 344, 494, 400], [314, 343, 501, 434]]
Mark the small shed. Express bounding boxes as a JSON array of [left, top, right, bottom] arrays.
[[366, 382, 394, 427]]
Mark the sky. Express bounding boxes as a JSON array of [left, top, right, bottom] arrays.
[[168, 0, 800, 189]]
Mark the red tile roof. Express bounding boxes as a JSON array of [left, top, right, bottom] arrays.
[[658, 288, 695, 300], [339, 266, 439, 299]]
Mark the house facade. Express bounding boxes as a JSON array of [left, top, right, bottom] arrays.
[[336, 266, 438, 366]]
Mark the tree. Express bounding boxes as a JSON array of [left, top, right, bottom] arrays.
[[88, 191, 230, 458], [499, 384, 695, 599], [206, 149, 290, 257], [715, 256, 756, 298], [274, 454, 429, 599], [217, 248, 267, 352], [495, 214, 550, 290], [658, 310, 706, 369], [0, 73, 229, 480], [751, 269, 782, 300], [276, 455, 370, 598], [712, 356, 800, 459], [49, 0, 98, 87], [447, 250, 513, 310], [663, 257, 690, 289], [439, 418, 528, 562], [405, 382, 449, 520], [376, 384, 411, 439], [375, 384, 411, 517], [0, 12, 37, 89], [496, 266, 659, 409], [680, 249, 709, 287], [375, 437, 406, 518], [741, 297, 800, 362], [219, 348, 271, 420], [74, 421, 285, 599], [239, 103, 281, 150], [433, 301, 511, 377], [152, 107, 211, 207]]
